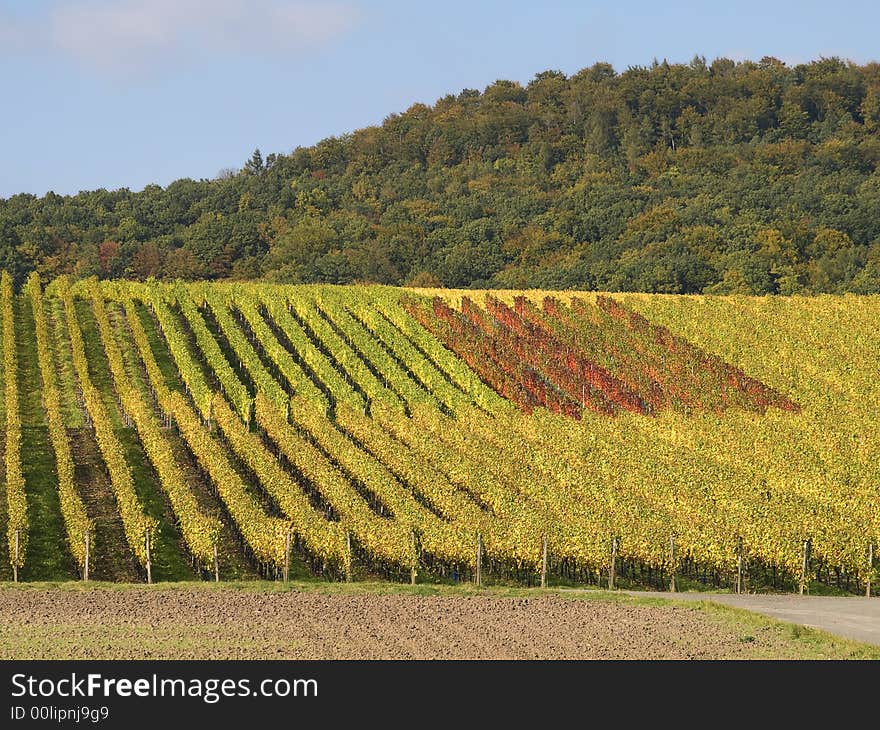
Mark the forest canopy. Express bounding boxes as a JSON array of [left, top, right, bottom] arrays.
[[2, 55, 880, 294]]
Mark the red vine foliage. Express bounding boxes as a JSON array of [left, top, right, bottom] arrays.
[[401, 292, 801, 419]]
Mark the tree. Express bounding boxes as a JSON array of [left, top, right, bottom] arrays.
[[405, 271, 442, 288], [243, 149, 265, 175], [131, 242, 162, 280], [162, 247, 205, 280], [0, 219, 27, 286], [98, 241, 123, 277]]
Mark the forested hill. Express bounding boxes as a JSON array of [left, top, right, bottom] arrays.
[[2, 56, 880, 294]]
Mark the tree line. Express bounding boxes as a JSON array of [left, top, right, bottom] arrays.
[[2, 55, 879, 294]]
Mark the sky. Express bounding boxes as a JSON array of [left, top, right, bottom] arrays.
[[1, 0, 877, 199]]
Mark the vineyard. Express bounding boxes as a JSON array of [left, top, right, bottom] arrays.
[[0, 276, 877, 595]]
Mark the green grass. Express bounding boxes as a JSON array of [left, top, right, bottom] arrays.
[[0, 471, 9, 582], [15, 295, 77, 581], [46, 295, 84, 428], [131, 301, 187, 396]]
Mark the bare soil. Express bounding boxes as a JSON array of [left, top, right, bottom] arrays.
[[0, 588, 848, 660]]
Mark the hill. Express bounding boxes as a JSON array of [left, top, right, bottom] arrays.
[[1, 274, 876, 594], [1, 57, 880, 294]]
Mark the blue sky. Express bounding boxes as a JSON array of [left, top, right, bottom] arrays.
[[1, 0, 877, 198]]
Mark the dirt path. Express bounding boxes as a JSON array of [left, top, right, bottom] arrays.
[[638, 592, 880, 647], [0, 588, 868, 660], [17, 295, 78, 581], [69, 429, 141, 582]]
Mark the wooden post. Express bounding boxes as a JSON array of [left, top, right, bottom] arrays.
[[540, 535, 548, 589], [668, 534, 676, 593], [213, 543, 220, 583], [285, 400, 291, 425], [284, 530, 291, 583], [145, 531, 152, 585], [736, 536, 744, 595], [84, 531, 90, 582], [13, 530, 19, 583], [345, 531, 352, 583], [609, 536, 618, 590], [867, 542, 873, 599], [799, 539, 810, 595], [475, 533, 483, 587], [410, 529, 418, 586]]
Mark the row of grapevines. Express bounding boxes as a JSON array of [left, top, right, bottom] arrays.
[[209, 393, 347, 565], [314, 290, 437, 411], [2, 271, 27, 574], [333, 401, 489, 527], [120, 297, 177, 405], [401, 294, 544, 412], [163, 391, 288, 567], [257, 289, 363, 410], [88, 282, 220, 565], [230, 289, 328, 409], [254, 393, 413, 567], [285, 289, 398, 409], [342, 293, 474, 415], [377, 289, 513, 415], [27, 274, 92, 570], [290, 397, 473, 564], [172, 285, 251, 421], [485, 295, 648, 414], [43, 293, 86, 428], [195, 285, 288, 412], [118, 285, 291, 568], [371, 404, 557, 567], [145, 294, 213, 418], [459, 297, 600, 416], [59, 277, 157, 567]]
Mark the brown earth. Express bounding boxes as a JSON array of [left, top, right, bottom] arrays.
[[0, 588, 841, 660]]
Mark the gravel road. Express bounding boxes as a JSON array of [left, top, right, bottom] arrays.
[[634, 592, 880, 647]]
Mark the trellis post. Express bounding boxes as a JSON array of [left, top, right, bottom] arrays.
[[145, 531, 152, 585], [736, 536, 744, 595], [609, 536, 618, 590], [410, 529, 418, 586], [84, 530, 90, 582], [540, 535, 548, 589], [13, 530, 20, 583], [475, 533, 483, 587], [799, 539, 811, 596]]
